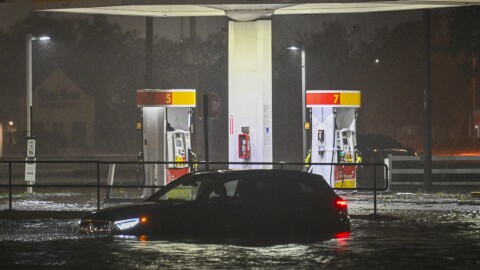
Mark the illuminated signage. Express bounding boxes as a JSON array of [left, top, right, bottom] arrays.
[[136, 89, 196, 107], [306, 90, 361, 108]]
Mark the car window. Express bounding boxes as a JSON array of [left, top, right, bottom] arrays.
[[207, 179, 239, 200], [149, 177, 213, 201], [234, 179, 257, 200], [224, 180, 239, 197], [297, 181, 316, 194], [305, 174, 335, 196], [239, 174, 302, 200]]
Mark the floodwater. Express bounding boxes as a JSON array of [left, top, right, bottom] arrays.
[[0, 193, 479, 269]]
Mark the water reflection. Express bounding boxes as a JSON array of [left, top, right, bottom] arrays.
[[334, 231, 350, 253], [0, 203, 478, 268]]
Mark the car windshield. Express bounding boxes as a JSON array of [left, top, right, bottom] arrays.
[[359, 134, 402, 148], [147, 174, 214, 202]]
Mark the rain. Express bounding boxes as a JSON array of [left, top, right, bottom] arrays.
[[0, 1, 480, 269]]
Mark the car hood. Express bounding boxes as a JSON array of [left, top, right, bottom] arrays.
[[381, 147, 416, 155], [82, 200, 188, 221]]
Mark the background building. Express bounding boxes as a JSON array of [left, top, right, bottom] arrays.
[[33, 69, 95, 155]]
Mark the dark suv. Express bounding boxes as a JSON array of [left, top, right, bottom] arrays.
[[357, 134, 417, 162], [79, 170, 350, 239]]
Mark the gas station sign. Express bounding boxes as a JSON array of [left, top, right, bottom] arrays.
[[137, 89, 196, 107], [26, 138, 36, 158], [306, 90, 361, 108]]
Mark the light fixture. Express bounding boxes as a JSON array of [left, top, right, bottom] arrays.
[[31, 35, 51, 41], [25, 33, 51, 194]]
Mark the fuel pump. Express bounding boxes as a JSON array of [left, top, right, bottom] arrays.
[[335, 128, 356, 163], [334, 128, 357, 188], [166, 130, 191, 184], [317, 129, 325, 156], [306, 90, 361, 188], [136, 89, 196, 197]]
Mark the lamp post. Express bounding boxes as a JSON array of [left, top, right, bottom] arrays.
[[25, 33, 50, 194], [288, 46, 307, 162]]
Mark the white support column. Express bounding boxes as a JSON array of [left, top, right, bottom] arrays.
[[228, 20, 272, 169], [142, 107, 166, 197]]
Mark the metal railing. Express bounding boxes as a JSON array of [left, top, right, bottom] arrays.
[[387, 154, 480, 186], [0, 160, 388, 215]]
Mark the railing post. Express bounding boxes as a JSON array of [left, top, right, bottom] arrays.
[[374, 164, 377, 216], [97, 161, 100, 210], [9, 162, 12, 211], [386, 155, 392, 192], [385, 162, 390, 192]]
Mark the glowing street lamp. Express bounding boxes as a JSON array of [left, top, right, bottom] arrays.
[[26, 33, 50, 193], [26, 34, 50, 138]]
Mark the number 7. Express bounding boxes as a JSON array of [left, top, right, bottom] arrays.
[[333, 94, 339, 104]]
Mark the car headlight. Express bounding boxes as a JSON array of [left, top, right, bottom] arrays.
[[114, 218, 140, 231]]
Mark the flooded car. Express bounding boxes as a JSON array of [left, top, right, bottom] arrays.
[[79, 170, 350, 238]]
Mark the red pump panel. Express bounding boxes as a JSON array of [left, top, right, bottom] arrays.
[[238, 134, 250, 159]]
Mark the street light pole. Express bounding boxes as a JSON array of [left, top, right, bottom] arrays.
[[301, 49, 307, 163], [288, 46, 308, 162], [26, 33, 32, 140], [26, 33, 34, 194], [25, 33, 50, 194]]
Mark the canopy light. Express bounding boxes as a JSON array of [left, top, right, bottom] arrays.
[[31, 36, 51, 41]]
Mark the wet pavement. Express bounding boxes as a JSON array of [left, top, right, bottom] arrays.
[[0, 191, 479, 269]]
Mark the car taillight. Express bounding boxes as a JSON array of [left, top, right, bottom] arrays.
[[335, 198, 348, 209], [335, 232, 350, 239]]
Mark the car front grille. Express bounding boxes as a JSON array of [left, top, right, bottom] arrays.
[[78, 219, 113, 234]]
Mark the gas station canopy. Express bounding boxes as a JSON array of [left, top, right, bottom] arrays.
[[33, 0, 480, 20], [30, 0, 479, 182]]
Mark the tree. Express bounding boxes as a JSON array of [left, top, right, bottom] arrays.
[[0, 14, 146, 155], [447, 6, 480, 149], [448, 5, 480, 69], [0, 13, 229, 157]]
